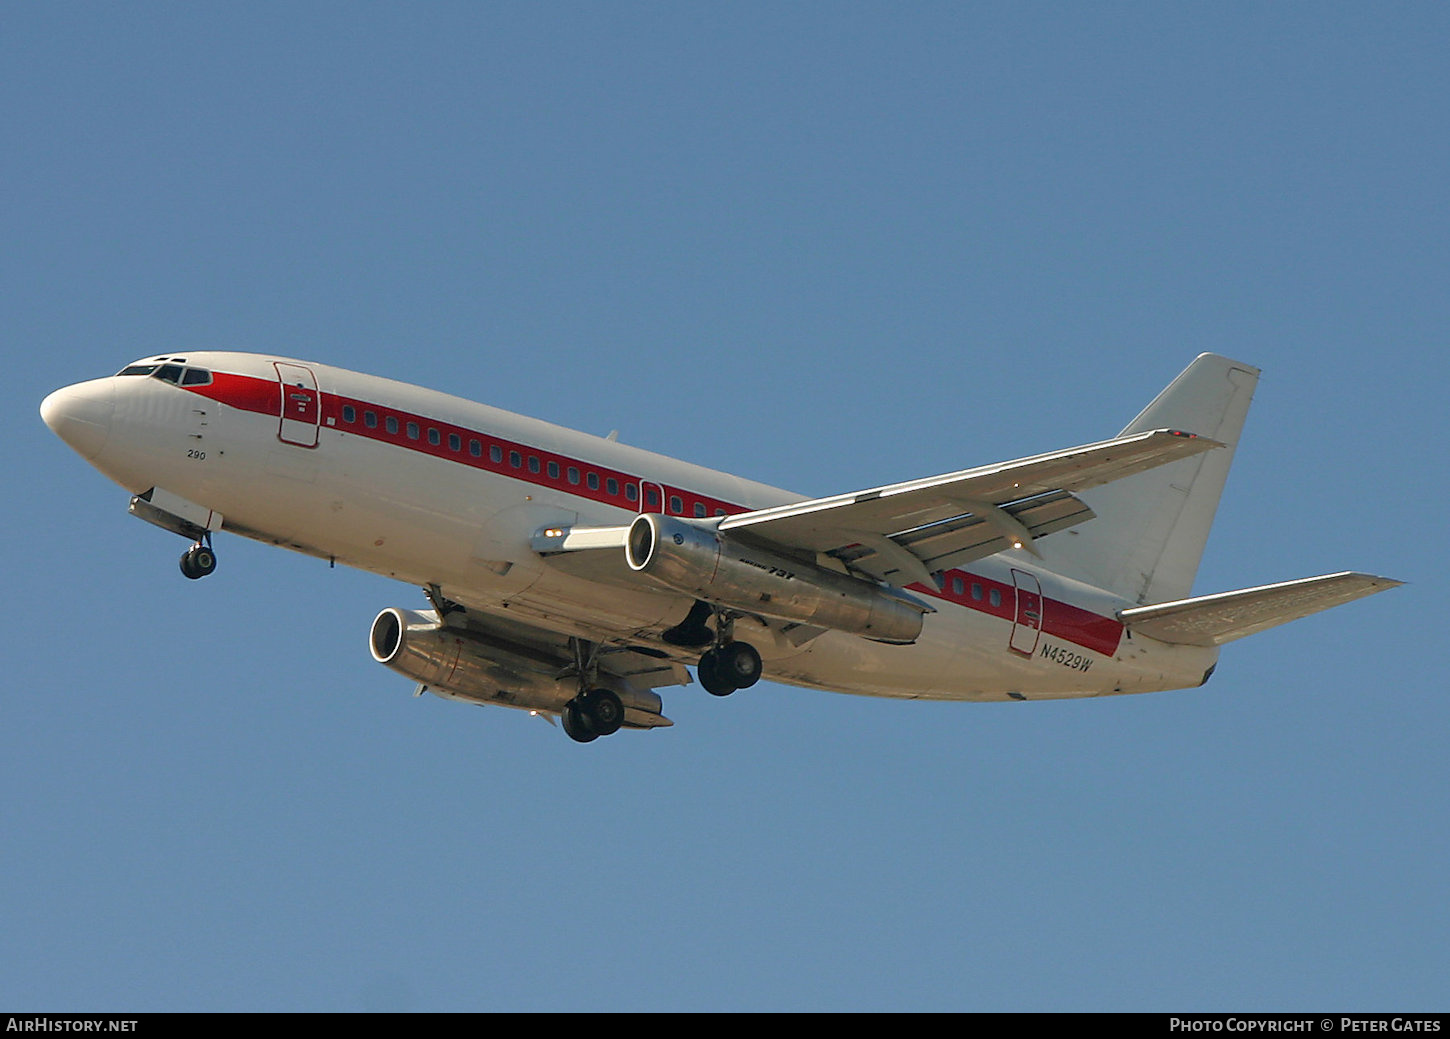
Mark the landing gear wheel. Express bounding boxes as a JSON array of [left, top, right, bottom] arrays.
[[578, 688, 624, 736], [717, 641, 762, 689], [180, 544, 217, 580], [562, 689, 623, 742], [562, 702, 599, 743], [697, 649, 737, 697]]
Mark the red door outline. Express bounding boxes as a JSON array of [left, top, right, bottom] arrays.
[[275, 362, 320, 448], [1010, 568, 1044, 657]]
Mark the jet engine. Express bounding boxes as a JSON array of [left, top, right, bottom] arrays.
[[624, 513, 926, 644], [368, 607, 664, 722]]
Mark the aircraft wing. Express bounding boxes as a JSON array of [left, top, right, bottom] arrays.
[[430, 586, 691, 694], [717, 429, 1222, 587]]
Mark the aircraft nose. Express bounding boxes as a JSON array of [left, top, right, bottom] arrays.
[[40, 379, 115, 460]]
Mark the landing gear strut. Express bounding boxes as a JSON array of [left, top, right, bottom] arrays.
[[560, 638, 626, 744], [695, 611, 763, 696], [179, 537, 217, 580]]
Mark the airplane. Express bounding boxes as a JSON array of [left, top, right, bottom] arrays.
[[40, 351, 1398, 743]]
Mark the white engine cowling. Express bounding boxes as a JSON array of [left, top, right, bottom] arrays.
[[624, 513, 925, 644]]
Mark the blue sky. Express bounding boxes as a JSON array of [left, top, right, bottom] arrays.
[[5, 3, 1444, 1011]]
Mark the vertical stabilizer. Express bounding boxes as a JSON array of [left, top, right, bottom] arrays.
[[1039, 354, 1260, 605]]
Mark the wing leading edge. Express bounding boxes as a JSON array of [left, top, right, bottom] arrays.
[[718, 428, 1223, 586], [534, 429, 1222, 591]]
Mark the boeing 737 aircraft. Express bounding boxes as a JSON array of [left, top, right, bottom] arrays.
[[41, 352, 1398, 742]]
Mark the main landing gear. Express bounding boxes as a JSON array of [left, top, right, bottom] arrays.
[[561, 688, 625, 744], [697, 641, 763, 696], [687, 607, 764, 697], [560, 637, 626, 744], [179, 537, 217, 580]]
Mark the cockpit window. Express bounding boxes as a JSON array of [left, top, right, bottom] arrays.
[[118, 362, 212, 386]]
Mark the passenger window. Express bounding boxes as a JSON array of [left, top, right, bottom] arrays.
[[509, 451, 521, 468], [341, 405, 356, 423], [528, 456, 540, 474], [952, 576, 965, 596], [989, 589, 1002, 608], [669, 495, 682, 514], [448, 433, 461, 451], [626, 484, 639, 502], [385, 416, 399, 434], [365, 411, 378, 428], [406, 422, 420, 440], [606, 477, 619, 496], [567, 467, 580, 485], [645, 487, 659, 508], [488, 444, 501, 463], [547, 461, 559, 479], [694, 503, 706, 518], [428, 428, 441, 446], [971, 583, 983, 601], [587, 473, 600, 491]]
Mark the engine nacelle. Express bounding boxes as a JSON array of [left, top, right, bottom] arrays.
[[624, 513, 925, 644], [368, 607, 663, 718]]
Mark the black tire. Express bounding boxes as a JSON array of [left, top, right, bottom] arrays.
[[580, 688, 624, 736], [180, 545, 216, 580], [562, 702, 598, 743], [719, 641, 762, 689], [697, 649, 737, 697]]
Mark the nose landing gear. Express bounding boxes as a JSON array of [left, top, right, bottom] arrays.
[[179, 538, 217, 580]]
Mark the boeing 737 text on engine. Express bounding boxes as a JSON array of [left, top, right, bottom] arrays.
[[41, 352, 1398, 743]]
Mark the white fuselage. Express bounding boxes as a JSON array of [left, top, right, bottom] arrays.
[[45, 352, 1220, 703]]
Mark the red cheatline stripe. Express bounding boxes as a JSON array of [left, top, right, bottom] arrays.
[[185, 370, 1125, 657]]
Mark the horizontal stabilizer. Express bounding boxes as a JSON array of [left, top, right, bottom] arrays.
[[1118, 572, 1402, 647]]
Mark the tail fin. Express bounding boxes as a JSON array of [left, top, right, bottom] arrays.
[[1040, 354, 1260, 604]]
